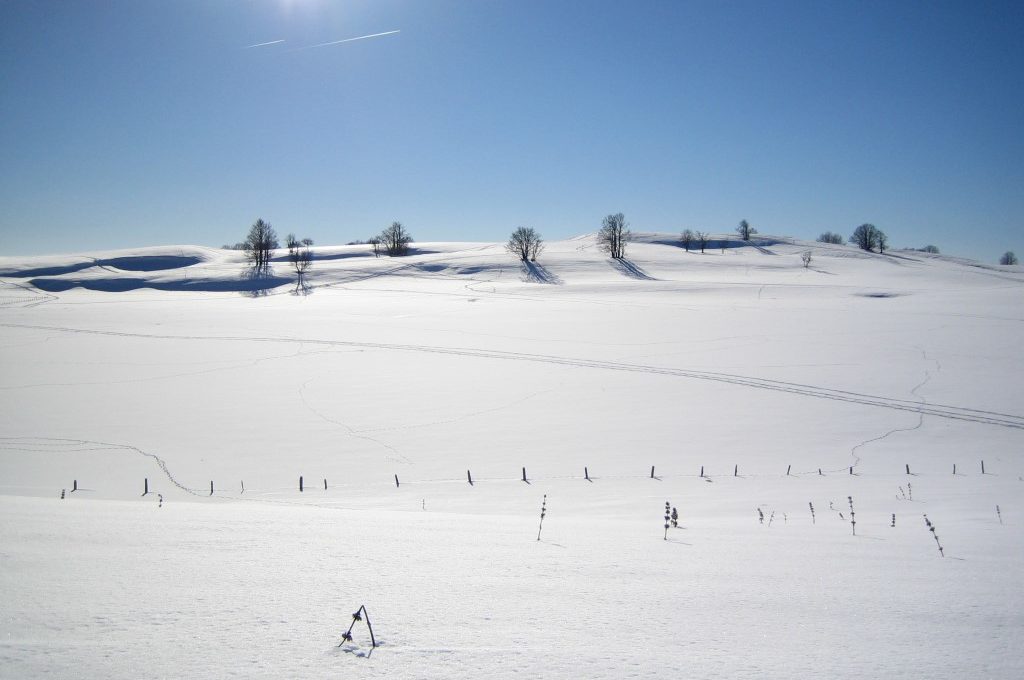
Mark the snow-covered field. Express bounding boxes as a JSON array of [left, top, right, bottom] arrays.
[[1, 234, 1022, 678]]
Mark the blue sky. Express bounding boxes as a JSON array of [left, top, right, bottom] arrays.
[[1, 0, 1021, 262]]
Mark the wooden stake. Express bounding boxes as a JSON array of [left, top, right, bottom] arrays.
[[584, 466, 590, 481], [209, 480, 214, 496], [299, 476, 304, 492], [787, 465, 791, 476], [143, 478, 148, 496], [467, 469, 473, 485], [522, 467, 527, 482], [394, 474, 400, 488]]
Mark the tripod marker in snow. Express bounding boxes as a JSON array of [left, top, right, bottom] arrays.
[[338, 605, 376, 649]]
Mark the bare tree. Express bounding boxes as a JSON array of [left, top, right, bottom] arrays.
[[301, 237, 314, 247], [680, 229, 695, 252], [289, 242, 313, 280], [817, 231, 844, 244], [598, 213, 629, 259], [850, 223, 886, 252], [695, 231, 710, 253], [802, 251, 813, 268], [379, 222, 412, 256], [285, 233, 300, 250], [506, 227, 544, 262], [1000, 251, 1018, 265], [243, 218, 279, 272], [368, 236, 381, 258], [736, 219, 756, 241], [919, 244, 939, 254]]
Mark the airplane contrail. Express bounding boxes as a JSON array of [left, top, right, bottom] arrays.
[[291, 30, 400, 51], [243, 39, 285, 49]]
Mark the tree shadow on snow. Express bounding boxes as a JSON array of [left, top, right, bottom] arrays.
[[609, 258, 657, 280], [291, 276, 314, 297], [521, 261, 563, 284]]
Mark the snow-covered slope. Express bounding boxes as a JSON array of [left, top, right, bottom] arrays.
[[1, 235, 1022, 678]]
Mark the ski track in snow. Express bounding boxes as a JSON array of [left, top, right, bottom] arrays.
[[297, 378, 413, 465], [2, 321, 1022, 430], [847, 347, 937, 472], [0, 436, 204, 496]]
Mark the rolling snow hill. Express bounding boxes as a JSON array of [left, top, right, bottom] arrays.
[[1, 234, 1022, 679]]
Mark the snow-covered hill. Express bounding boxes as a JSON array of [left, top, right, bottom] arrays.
[[1, 235, 1022, 678]]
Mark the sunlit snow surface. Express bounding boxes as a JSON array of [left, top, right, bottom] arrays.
[[1, 236, 1022, 678]]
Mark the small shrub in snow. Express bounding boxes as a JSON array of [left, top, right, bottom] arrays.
[[923, 515, 944, 557], [671, 506, 678, 528], [996, 505, 1003, 525], [809, 502, 815, 524], [537, 495, 547, 541], [848, 496, 856, 536], [664, 502, 671, 540], [891, 513, 895, 528], [801, 251, 812, 268], [757, 508, 764, 525]]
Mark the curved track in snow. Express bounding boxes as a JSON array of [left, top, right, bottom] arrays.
[[2, 322, 1023, 430]]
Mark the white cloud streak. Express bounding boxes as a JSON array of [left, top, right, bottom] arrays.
[[243, 39, 286, 49], [290, 30, 400, 51]]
